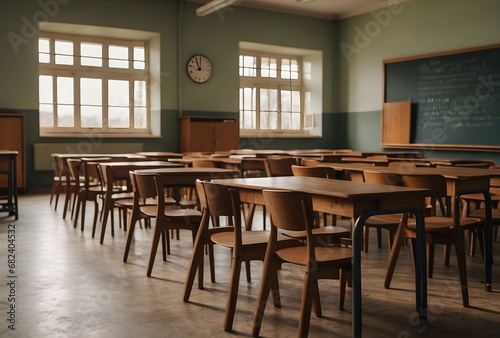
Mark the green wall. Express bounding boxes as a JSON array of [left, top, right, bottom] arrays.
[[335, 0, 500, 162], [0, 0, 336, 189]]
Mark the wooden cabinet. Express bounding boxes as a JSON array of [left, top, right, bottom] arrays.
[[0, 114, 26, 192], [179, 116, 239, 153]]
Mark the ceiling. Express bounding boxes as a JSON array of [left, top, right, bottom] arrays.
[[189, 0, 410, 20]]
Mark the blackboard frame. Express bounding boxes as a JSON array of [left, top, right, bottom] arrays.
[[382, 44, 500, 152]]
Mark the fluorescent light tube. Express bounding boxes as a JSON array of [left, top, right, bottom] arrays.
[[196, 0, 238, 16]]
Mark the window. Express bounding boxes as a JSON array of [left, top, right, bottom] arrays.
[[39, 32, 150, 136], [239, 44, 322, 138]]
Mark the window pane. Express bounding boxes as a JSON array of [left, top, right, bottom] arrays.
[[81, 78, 102, 105], [108, 79, 130, 128], [109, 45, 129, 68], [39, 38, 50, 63], [81, 106, 102, 128], [81, 42, 102, 67], [134, 80, 147, 107], [57, 104, 74, 127], [55, 40, 73, 65], [57, 77, 74, 127], [260, 57, 277, 78], [39, 104, 54, 128], [39, 75, 53, 104], [239, 87, 256, 129], [81, 78, 102, 128], [134, 107, 147, 128], [57, 77, 73, 104], [291, 112, 301, 130], [239, 55, 256, 77], [133, 46, 145, 70], [108, 107, 129, 128]]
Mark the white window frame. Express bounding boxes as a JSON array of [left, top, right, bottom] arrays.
[[39, 31, 152, 137], [239, 42, 322, 138]]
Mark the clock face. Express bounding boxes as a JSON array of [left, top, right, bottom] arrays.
[[186, 54, 212, 83]]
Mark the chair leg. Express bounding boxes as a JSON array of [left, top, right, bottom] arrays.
[[147, 226, 163, 277], [377, 227, 383, 249], [384, 224, 406, 289], [252, 258, 277, 337], [427, 243, 435, 279], [223, 258, 242, 332], [338, 269, 350, 311], [453, 230, 469, 307], [363, 226, 370, 253], [298, 270, 316, 338], [245, 260, 252, 282]]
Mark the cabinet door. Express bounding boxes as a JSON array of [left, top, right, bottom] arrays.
[[0, 115, 25, 191], [190, 121, 215, 152], [213, 119, 239, 152]]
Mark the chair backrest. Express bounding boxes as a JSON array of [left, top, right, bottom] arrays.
[[402, 174, 447, 216], [241, 158, 267, 177], [192, 159, 217, 168], [195, 179, 208, 211], [300, 158, 321, 166], [291, 165, 339, 179], [132, 171, 159, 200], [202, 181, 242, 243], [363, 170, 405, 187], [264, 156, 298, 177], [262, 189, 315, 244], [67, 159, 82, 184], [388, 161, 417, 169]]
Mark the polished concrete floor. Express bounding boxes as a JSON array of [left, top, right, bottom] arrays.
[[1, 193, 500, 337]]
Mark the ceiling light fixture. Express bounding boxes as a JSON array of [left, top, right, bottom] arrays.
[[297, 0, 315, 3], [196, 0, 238, 17]]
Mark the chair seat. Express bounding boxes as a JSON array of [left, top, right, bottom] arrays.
[[469, 207, 500, 221], [111, 191, 135, 200], [277, 246, 352, 266], [407, 216, 483, 231], [461, 192, 500, 202], [211, 230, 271, 248], [282, 225, 350, 239], [364, 214, 403, 226]]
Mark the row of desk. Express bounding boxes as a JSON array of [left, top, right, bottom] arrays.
[[49, 151, 498, 337]]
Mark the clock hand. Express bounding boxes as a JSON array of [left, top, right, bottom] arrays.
[[195, 57, 201, 70], [197, 56, 202, 70]]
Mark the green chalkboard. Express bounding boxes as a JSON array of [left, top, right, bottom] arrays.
[[384, 44, 500, 149]]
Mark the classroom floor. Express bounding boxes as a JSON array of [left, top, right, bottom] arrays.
[[1, 193, 500, 338]]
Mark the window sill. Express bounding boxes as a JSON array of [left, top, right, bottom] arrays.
[[240, 131, 321, 138], [39, 132, 162, 138]]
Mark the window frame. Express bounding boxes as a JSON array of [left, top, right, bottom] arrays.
[[239, 49, 317, 137], [39, 32, 151, 137]]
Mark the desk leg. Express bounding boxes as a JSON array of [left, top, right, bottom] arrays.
[[352, 213, 368, 338], [414, 209, 428, 325], [483, 191, 493, 292]]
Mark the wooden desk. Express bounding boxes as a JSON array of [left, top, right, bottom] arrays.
[[52, 153, 147, 219], [123, 167, 240, 263], [0, 150, 18, 219], [135, 151, 184, 160], [208, 176, 429, 337], [324, 163, 497, 293], [98, 161, 184, 244]]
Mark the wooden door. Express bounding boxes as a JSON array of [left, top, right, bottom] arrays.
[[0, 114, 25, 191]]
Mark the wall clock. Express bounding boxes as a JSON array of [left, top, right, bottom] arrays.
[[186, 54, 212, 83]]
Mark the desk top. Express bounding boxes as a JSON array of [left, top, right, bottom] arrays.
[[212, 176, 428, 200]]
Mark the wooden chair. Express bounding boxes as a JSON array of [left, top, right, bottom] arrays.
[[123, 170, 178, 264], [362, 170, 407, 253], [291, 164, 339, 179], [200, 180, 278, 332], [70, 158, 110, 233], [291, 164, 340, 226], [49, 154, 68, 210], [300, 158, 321, 166], [130, 171, 202, 276], [264, 156, 298, 177], [387, 174, 484, 307], [252, 189, 352, 338]]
